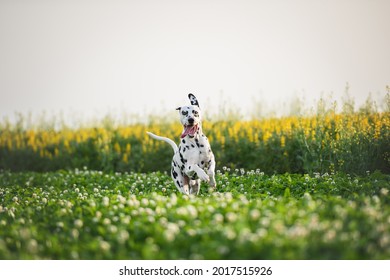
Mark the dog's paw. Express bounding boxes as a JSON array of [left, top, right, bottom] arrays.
[[182, 185, 190, 195], [198, 170, 210, 182], [208, 175, 216, 188]]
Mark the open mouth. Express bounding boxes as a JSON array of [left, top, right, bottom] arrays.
[[181, 124, 198, 138]]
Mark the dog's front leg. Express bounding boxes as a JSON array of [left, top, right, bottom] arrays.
[[185, 164, 209, 182], [207, 159, 217, 188]]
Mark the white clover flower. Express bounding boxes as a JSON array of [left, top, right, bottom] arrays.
[[164, 223, 180, 242], [225, 228, 236, 240], [288, 225, 308, 239], [159, 217, 168, 226], [324, 229, 336, 242], [217, 246, 229, 255], [131, 210, 139, 216], [8, 209, 15, 219], [102, 196, 109, 207], [27, 239, 38, 254], [177, 207, 187, 216], [116, 195, 126, 204], [109, 225, 117, 233], [118, 230, 130, 244], [145, 208, 154, 216], [187, 229, 197, 237], [261, 217, 270, 227], [164, 231, 175, 242], [227, 191, 234, 199], [380, 188, 389, 196], [206, 204, 216, 214], [19, 228, 30, 240], [95, 211, 102, 219], [249, 209, 260, 220], [170, 194, 177, 205], [103, 218, 111, 225], [187, 205, 198, 218], [99, 240, 111, 252], [141, 198, 149, 207], [12, 196, 18, 202], [380, 235, 389, 248], [226, 212, 237, 223], [213, 213, 224, 224], [74, 219, 83, 228], [71, 229, 79, 239]]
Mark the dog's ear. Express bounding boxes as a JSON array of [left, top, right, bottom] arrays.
[[176, 107, 181, 111], [188, 93, 200, 107]]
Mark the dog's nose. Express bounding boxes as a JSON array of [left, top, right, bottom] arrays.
[[188, 118, 194, 125]]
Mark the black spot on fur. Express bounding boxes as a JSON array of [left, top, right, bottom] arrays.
[[191, 144, 195, 148], [189, 166, 191, 169], [186, 145, 189, 149], [172, 169, 178, 179], [182, 139, 186, 144], [176, 180, 180, 186], [201, 161, 204, 164], [200, 144, 204, 147], [183, 147, 186, 152]]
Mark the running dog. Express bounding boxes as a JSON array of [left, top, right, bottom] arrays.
[[146, 94, 216, 195]]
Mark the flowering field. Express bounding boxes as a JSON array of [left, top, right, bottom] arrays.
[[0, 111, 389, 175], [1, 101, 389, 259], [1, 168, 389, 259]]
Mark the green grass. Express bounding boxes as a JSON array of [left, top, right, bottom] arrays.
[[1, 168, 389, 259]]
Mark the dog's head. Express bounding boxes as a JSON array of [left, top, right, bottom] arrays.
[[176, 94, 202, 138]]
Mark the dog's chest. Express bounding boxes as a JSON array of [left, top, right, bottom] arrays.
[[178, 135, 212, 166]]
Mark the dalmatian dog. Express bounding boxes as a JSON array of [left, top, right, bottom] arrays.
[[147, 93, 216, 195]]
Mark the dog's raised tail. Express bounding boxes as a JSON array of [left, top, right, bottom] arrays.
[[146, 132, 178, 153]]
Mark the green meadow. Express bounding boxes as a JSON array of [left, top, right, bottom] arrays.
[[0, 95, 389, 259]]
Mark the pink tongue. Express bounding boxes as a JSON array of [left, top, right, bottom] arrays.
[[181, 125, 197, 138]]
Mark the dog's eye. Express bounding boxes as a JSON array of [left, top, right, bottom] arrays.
[[192, 110, 199, 116], [182, 111, 188, 116]]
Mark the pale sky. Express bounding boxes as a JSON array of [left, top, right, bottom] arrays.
[[1, 0, 389, 123]]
